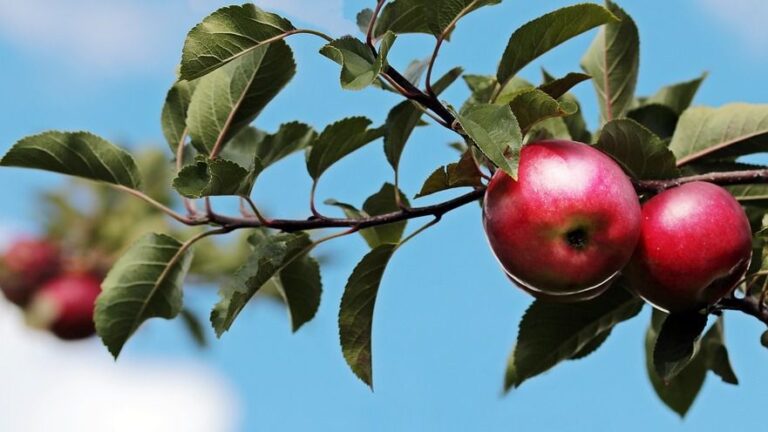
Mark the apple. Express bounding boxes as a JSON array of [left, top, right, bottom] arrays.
[[0, 238, 61, 306], [26, 273, 102, 340], [483, 139, 642, 299], [626, 181, 752, 313]]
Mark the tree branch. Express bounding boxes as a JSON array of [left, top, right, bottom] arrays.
[[633, 169, 768, 193], [714, 295, 768, 327]]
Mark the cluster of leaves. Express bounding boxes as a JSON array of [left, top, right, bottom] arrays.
[[1, 0, 768, 417]]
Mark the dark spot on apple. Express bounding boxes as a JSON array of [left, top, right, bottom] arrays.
[[566, 228, 588, 250]]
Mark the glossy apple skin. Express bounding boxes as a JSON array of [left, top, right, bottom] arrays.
[[483, 140, 642, 297], [626, 182, 752, 313], [32, 273, 102, 340], [0, 239, 61, 306]]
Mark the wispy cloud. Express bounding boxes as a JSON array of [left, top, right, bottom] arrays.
[[0, 299, 242, 432], [700, 0, 768, 54]]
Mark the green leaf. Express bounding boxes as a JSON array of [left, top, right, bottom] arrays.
[[326, 183, 410, 248], [95, 233, 194, 358], [702, 317, 739, 385], [561, 95, 592, 143], [581, 1, 639, 124], [187, 41, 295, 155], [219, 122, 316, 192], [505, 284, 643, 390], [653, 311, 709, 382], [569, 329, 612, 360], [423, 0, 502, 37], [356, 9, 374, 34], [172, 156, 249, 198], [180, 309, 208, 348], [627, 104, 679, 139], [594, 119, 679, 180], [362, 183, 410, 245], [463, 74, 498, 107], [211, 232, 312, 336], [669, 104, 768, 166], [179, 4, 295, 80], [498, 4, 618, 89], [416, 150, 483, 198], [507, 88, 578, 134], [364, 1, 431, 39], [538, 72, 591, 100], [645, 73, 707, 115], [339, 244, 397, 388], [1, 131, 141, 189], [320, 33, 396, 90], [458, 103, 522, 179], [384, 67, 463, 170], [161, 79, 198, 153], [275, 255, 322, 332], [645, 309, 707, 418], [728, 184, 768, 206], [307, 117, 378, 180]]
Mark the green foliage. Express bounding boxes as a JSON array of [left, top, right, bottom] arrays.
[[646, 312, 738, 417], [321, 33, 396, 90], [458, 104, 522, 178], [95, 233, 194, 358], [594, 119, 679, 179], [652, 311, 709, 382], [498, 4, 618, 90], [538, 72, 591, 100], [339, 244, 397, 388], [416, 151, 484, 198], [327, 183, 410, 248], [1, 131, 141, 189], [187, 41, 296, 155], [172, 157, 250, 198], [505, 284, 643, 390], [507, 88, 578, 134], [358, 1, 431, 39], [306, 117, 380, 180], [644, 73, 707, 115], [161, 79, 198, 153], [669, 103, 768, 166], [581, 0, 639, 124], [423, 0, 502, 36], [180, 4, 296, 80], [211, 231, 314, 336], [384, 67, 463, 171]]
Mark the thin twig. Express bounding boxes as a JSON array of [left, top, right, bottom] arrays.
[[366, 0, 388, 49]]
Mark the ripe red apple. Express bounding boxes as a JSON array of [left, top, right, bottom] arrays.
[[26, 273, 102, 340], [626, 181, 752, 312], [0, 238, 61, 306], [483, 139, 642, 299]]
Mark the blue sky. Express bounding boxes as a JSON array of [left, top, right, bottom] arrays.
[[1, 0, 768, 431]]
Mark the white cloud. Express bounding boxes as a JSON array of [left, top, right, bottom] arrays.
[[0, 300, 242, 432], [700, 0, 768, 53], [0, 0, 170, 72]]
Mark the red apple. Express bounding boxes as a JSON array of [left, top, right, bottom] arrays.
[[0, 238, 61, 306], [626, 181, 752, 312], [26, 273, 102, 340], [483, 139, 642, 299]]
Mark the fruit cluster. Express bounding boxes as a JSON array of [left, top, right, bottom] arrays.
[[483, 139, 753, 313], [0, 238, 102, 340]]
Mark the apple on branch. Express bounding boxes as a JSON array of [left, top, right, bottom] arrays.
[[482, 139, 642, 301], [627, 181, 752, 313]]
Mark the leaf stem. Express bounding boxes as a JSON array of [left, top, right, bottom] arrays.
[[366, 0, 388, 49], [425, 0, 480, 96]]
